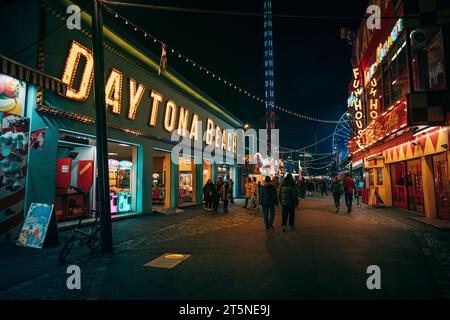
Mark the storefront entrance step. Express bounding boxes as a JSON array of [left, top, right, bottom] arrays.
[[411, 217, 450, 230], [152, 207, 184, 215], [178, 203, 202, 209]]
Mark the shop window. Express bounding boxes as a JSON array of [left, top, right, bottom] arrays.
[[55, 133, 138, 220], [412, 28, 446, 91], [376, 168, 383, 185], [382, 62, 392, 108], [433, 153, 449, 220], [179, 156, 194, 203], [55, 134, 95, 222], [107, 141, 137, 215], [203, 160, 212, 186], [152, 151, 170, 208], [406, 158, 424, 213], [390, 41, 408, 103]]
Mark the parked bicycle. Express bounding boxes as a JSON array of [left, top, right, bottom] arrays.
[[59, 210, 101, 262]]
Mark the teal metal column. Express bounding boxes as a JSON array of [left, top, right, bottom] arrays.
[[170, 160, 179, 208], [195, 162, 203, 204]]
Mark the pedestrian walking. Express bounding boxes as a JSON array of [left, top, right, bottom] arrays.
[[228, 178, 234, 205], [202, 179, 214, 211], [343, 172, 356, 213], [320, 179, 328, 196], [331, 176, 343, 213], [212, 179, 221, 213], [259, 176, 279, 229], [243, 177, 252, 208], [250, 177, 259, 209], [221, 180, 232, 213], [279, 173, 299, 232]]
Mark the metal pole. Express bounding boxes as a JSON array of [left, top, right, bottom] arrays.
[[92, 0, 113, 253]]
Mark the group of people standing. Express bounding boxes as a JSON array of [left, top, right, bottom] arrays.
[[202, 178, 234, 214], [243, 174, 299, 232], [331, 172, 356, 214]]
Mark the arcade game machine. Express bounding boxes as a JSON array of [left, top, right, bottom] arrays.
[[108, 159, 119, 214], [109, 160, 133, 214]]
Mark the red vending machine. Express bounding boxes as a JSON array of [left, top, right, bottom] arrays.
[[54, 158, 93, 221]]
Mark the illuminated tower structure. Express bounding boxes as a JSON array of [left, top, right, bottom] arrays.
[[263, 0, 275, 132]]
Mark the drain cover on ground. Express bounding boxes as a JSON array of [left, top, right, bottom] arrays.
[[144, 253, 191, 269]]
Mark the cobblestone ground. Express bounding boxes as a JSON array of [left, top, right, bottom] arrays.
[[1, 197, 450, 299], [0, 251, 107, 300], [114, 204, 259, 254], [0, 204, 258, 300]]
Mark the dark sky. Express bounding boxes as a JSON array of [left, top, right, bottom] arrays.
[[108, 0, 367, 155]]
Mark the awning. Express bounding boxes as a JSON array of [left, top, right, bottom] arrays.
[[0, 54, 67, 95]]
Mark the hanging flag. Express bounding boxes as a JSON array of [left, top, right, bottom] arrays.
[[159, 43, 167, 75]]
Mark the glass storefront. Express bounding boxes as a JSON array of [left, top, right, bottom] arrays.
[[391, 162, 408, 209], [390, 159, 424, 213], [411, 28, 446, 91], [406, 158, 424, 213], [108, 141, 137, 215], [203, 160, 212, 186], [433, 153, 449, 220], [179, 156, 194, 203], [54, 132, 137, 221], [152, 151, 171, 208]]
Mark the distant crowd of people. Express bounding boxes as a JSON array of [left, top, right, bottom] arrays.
[[202, 172, 360, 231]]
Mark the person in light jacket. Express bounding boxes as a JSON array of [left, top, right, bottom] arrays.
[[243, 177, 253, 208]]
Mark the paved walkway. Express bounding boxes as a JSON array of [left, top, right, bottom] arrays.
[[1, 196, 449, 299]]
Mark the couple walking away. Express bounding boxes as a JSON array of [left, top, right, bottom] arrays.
[[259, 173, 299, 232], [331, 172, 356, 214]]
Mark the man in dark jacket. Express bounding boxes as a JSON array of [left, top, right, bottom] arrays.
[[259, 176, 279, 229], [279, 173, 299, 232]]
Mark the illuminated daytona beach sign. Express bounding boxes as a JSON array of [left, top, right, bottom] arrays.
[[60, 40, 237, 152]]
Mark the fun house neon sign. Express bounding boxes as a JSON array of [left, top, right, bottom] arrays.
[[60, 40, 238, 153], [352, 67, 364, 149]]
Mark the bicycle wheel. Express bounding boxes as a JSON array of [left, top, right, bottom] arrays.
[[59, 234, 77, 262], [88, 227, 101, 252]]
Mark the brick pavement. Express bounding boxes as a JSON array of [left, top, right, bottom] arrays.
[[1, 197, 449, 299]]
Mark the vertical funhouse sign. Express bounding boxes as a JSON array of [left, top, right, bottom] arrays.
[[352, 67, 364, 149]]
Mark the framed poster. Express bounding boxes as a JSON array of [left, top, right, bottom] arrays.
[[17, 203, 54, 249]]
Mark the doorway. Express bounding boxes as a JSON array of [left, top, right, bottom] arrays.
[[391, 162, 408, 209], [433, 153, 449, 220]]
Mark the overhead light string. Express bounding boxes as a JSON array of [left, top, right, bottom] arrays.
[[103, 4, 343, 124]]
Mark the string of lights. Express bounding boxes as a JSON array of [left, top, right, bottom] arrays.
[[305, 162, 334, 170], [278, 131, 335, 154], [103, 1, 450, 20], [103, 4, 342, 124]]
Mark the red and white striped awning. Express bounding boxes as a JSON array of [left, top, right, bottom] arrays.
[[0, 54, 67, 95]]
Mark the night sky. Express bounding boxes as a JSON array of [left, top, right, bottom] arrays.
[[107, 0, 367, 155]]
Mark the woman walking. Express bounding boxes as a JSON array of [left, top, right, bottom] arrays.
[[202, 179, 215, 211], [221, 180, 232, 213], [278, 173, 299, 232], [212, 179, 222, 213], [250, 177, 259, 209], [242, 177, 253, 208], [331, 176, 343, 213]]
